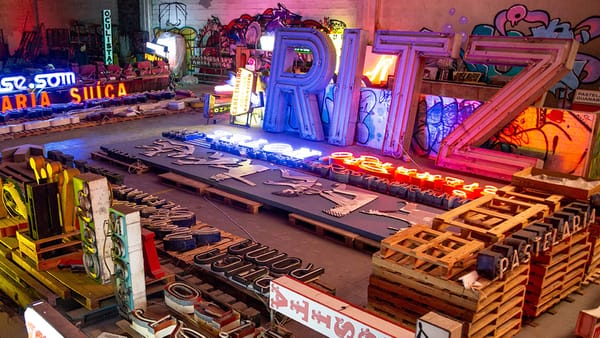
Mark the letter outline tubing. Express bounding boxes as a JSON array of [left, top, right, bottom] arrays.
[[328, 29, 368, 146], [373, 31, 461, 158], [263, 28, 336, 141], [436, 36, 579, 181]]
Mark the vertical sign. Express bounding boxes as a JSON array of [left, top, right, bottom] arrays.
[[103, 9, 113, 65]]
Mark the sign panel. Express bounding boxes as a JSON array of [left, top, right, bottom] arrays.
[[270, 276, 412, 338], [103, 9, 113, 64]]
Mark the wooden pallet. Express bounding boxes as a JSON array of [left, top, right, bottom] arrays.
[[204, 186, 262, 214], [432, 194, 549, 245], [368, 262, 529, 337], [0, 241, 59, 306], [288, 213, 358, 248], [16, 230, 82, 270], [353, 235, 381, 253], [45, 262, 177, 310], [0, 217, 28, 238], [91, 151, 150, 174], [496, 185, 565, 213], [379, 225, 484, 279], [158, 171, 209, 194], [524, 232, 590, 318], [0, 162, 36, 184], [157, 225, 247, 265]]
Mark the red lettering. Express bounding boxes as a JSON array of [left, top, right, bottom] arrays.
[[269, 285, 288, 309]]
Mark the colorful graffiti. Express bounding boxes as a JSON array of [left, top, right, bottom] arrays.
[[322, 86, 392, 149], [468, 5, 600, 102], [412, 96, 482, 157], [412, 96, 596, 176]]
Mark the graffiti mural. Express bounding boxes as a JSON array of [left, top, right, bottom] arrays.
[[468, 5, 600, 103], [321, 86, 391, 149], [412, 95, 596, 176], [412, 96, 482, 157], [485, 107, 596, 176]]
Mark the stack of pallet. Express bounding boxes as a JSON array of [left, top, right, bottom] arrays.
[[524, 230, 590, 318], [368, 225, 529, 337], [584, 221, 600, 284]]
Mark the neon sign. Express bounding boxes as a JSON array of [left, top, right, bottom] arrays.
[[0, 72, 76, 94], [2, 92, 51, 112], [103, 9, 113, 64], [70, 82, 127, 103]]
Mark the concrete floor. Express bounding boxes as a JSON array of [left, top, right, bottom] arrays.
[[1, 90, 599, 337]]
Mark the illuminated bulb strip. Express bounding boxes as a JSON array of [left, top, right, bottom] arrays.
[[262, 143, 293, 154], [331, 152, 497, 198], [290, 147, 322, 159]]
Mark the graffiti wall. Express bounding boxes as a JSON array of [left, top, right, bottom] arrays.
[[411, 97, 597, 176], [321, 86, 392, 149], [377, 1, 600, 106]]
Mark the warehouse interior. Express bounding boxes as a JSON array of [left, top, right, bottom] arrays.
[[0, 1, 599, 337]]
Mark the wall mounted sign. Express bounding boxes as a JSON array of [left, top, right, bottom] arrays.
[[103, 9, 114, 64]]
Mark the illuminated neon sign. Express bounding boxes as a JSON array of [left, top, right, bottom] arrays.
[[0, 72, 76, 94], [1, 92, 51, 112], [70, 82, 127, 103], [103, 9, 114, 64]]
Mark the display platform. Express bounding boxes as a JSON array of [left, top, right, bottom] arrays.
[[102, 137, 443, 242]]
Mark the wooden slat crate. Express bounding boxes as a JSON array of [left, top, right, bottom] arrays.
[[512, 167, 600, 201], [524, 231, 590, 318], [432, 194, 549, 245], [379, 225, 484, 279], [16, 230, 82, 270], [496, 185, 565, 213], [368, 256, 529, 338]]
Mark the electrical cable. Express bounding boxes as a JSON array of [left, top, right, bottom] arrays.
[[202, 195, 257, 242]]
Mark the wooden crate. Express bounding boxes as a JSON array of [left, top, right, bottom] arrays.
[[432, 194, 549, 245], [16, 230, 82, 270], [379, 225, 484, 279], [512, 167, 600, 201]]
